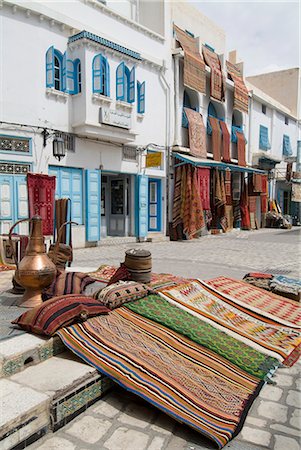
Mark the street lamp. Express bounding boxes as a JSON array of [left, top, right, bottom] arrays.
[[42, 128, 66, 161]]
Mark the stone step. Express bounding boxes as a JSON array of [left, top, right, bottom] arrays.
[[0, 333, 65, 378], [1, 350, 112, 449]]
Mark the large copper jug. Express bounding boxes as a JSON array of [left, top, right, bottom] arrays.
[[9, 216, 56, 308]]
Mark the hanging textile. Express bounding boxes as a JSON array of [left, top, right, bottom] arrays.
[[233, 200, 241, 226], [55, 198, 72, 245], [261, 175, 268, 214], [219, 121, 231, 162], [236, 131, 246, 167], [184, 108, 207, 158], [183, 165, 204, 239], [232, 172, 241, 200], [225, 205, 233, 230], [202, 45, 224, 101], [197, 168, 211, 210], [226, 61, 249, 114], [172, 164, 183, 229], [208, 117, 221, 161], [292, 183, 301, 202], [253, 174, 262, 193], [27, 173, 56, 236], [225, 169, 232, 205], [174, 25, 206, 94], [241, 180, 251, 230], [286, 162, 293, 182]]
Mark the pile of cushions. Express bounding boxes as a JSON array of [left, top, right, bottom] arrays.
[[243, 272, 301, 302], [12, 268, 153, 336]]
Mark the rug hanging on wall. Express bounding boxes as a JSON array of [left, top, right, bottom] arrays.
[[184, 108, 207, 158], [202, 45, 224, 101], [226, 61, 249, 114], [208, 117, 222, 161], [27, 173, 56, 236], [219, 121, 231, 162]]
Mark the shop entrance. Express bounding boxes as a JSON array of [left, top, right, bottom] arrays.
[[101, 174, 130, 237]]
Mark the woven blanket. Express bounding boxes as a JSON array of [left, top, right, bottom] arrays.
[[236, 131, 246, 167], [225, 169, 232, 205], [253, 174, 262, 193], [209, 117, 221, 161], [183, 165, 205, 239], [58, 307, 264, 448], [174, 25, 206, 94], [220, 121, 231, 162], [232, 173, 241, 201], [202, 46, 224, 101], [172, 164, 183, 228], [226, 61, 249, 114], [270, 276, 301, 297], [197, 168, 211, 210], [160, 281, 301, 367], [225, 205, 233, 230], [207, 276, 301, 329], [184, 108, 207, 158], [127, 295, 277, 379], [27, 173, 56, 236]]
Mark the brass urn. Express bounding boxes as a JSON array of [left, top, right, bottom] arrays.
[[9, 216, 56, 308]]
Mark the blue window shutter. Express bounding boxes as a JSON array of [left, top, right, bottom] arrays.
[[0, 175, 14, 220], [137, 81, 145, 113], [116, 62, 125, 100], [85, 170, 101, 241], [71, 169, 83, 225], [15, 176, 28, 220], [136, 175, 148, 238], [46, 46, 54, 88], [128, 66, 135, 103], [93, 54, 103, 94], [66, 59, 76, 94], [48, 166, 61, 198], [283, 135, 292, 156], [62, 52, 67, 92], [231, 125, 243, 143], [259, 125, 271, 150], [105, 59, 110, 97]]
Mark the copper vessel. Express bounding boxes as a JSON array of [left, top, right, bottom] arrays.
[[9, 216, 56, 308]]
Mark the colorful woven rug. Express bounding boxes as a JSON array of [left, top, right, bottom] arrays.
[[0, 263, 15, 272], [174, 25, 206, 94], [270, 275, 301, 301], [184, 108, 207, 158], [202, 45, 224, 101], [207, 276, 301, 329], [209, 117, 222, 161], [197, 168, 211, 210], [172, 164, 183, 229], [27, 173, 56, 236], [57, 307, 264, 449], [226, 61, 249, 114], [220, 121, 231, 162], [160, 280, 301, 366], [236, 131, 246, 167], [225, 169, 232, 205], [183, 165, 205, 239], [127, 295, 278, 379]]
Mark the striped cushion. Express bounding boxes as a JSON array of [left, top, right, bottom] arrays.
[[12, 294, 110, 336], [42, 271, 95, 300], [93, 280, 151, 309]]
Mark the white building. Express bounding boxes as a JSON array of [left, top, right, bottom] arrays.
[[0, 0, 171, 246]]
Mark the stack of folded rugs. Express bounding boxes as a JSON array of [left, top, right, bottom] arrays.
[[11, 266, 301, 449]]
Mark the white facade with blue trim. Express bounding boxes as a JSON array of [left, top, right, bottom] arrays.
[[0, 0, 171, 246]]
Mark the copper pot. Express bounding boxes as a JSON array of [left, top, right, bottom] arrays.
[[9, 216, 56, 308]]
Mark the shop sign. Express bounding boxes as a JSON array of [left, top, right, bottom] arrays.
[[146, 152, 162, 168], [99, 107, 131, 129]]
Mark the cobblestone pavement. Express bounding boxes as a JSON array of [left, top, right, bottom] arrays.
[[1, 227, 300, 449]]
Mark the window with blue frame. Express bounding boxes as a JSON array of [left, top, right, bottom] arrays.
[[92, 54, 110, 96], [283, 134, 292, 156], [182, 91, 192, 128], [137, 81, 145, 113], [231, 125, 244, 143], [207, 102, 219, 135], [259, 125, 271, 150], [116, 62, 135, 103], [46, 46, 81, 94]]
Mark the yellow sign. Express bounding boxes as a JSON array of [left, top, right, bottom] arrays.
[[146, 152, 162, 168]]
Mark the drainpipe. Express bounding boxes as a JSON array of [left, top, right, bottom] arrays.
[[159, 60, 171, 235], [173, 54, 181, 146]]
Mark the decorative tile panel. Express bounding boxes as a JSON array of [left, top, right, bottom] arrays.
[[0, 162, 31, 175], [0, 136, 30, 153]]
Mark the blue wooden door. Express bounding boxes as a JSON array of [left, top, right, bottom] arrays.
[[148, 179, 161, 232], [86, 170, 101, 241], [136, 175, 148, 238], [0, 174, 28, 234]]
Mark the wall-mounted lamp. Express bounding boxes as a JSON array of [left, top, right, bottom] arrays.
[[42, 128, 66, 162]]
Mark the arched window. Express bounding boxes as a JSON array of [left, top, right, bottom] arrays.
[[116, 62, 135, 103], [208, 102, 218, 118], [92, 54, 110, 96], [182, 91, 192, 128], [46, 46, 81, 94]]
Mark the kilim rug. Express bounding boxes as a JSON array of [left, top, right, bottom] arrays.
[[27, 173, 56, 236], [197, 167, 211, 210], [232, 173, 241, 201], [208, 117, 222, 161], [202, 45, 224, 101], [184, 108, 207, 158], [226, 61, 249, 114], [88, 264, 117, 282], [172, 164, 183, 229], [57, 307, 265, 449], [174, 25, 206, 94], [253, 174, 262, 193], [219, 121, 231, 162], [236, 131, 246, 167], [126, 295, 278, 379], [160, 281, 301, 367], [207, 276, 301, 330], [183, 165, 205, 239], [225, 169, 232, 205]]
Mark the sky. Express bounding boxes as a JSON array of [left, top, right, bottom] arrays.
[[189, 0, 300, 77]]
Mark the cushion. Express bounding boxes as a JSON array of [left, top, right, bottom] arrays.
[[42, 271, 95, 300], [107, 263, 131, 286], [83, 281, 108, 296], [93, 280, 151, 309], [12, 294, 110, 336]]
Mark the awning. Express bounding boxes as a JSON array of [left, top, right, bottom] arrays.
[[173, 152, 267, 174]]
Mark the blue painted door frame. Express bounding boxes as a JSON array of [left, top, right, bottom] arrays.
[[148, 178, 162, 232], [136, 175, 148, 238]]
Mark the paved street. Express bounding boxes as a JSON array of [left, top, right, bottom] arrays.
[[1, 227, 300, 449]]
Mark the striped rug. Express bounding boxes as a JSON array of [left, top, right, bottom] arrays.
[[160, 281, 301, 367], [57, 307, 264, 449]]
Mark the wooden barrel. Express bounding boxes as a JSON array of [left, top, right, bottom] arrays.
[[124, 248, 152, 283]]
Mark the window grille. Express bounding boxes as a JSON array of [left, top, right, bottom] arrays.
[[0, 162, 31, 174], [122, 145, 137, 161], [0, 136, 30, 153]]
